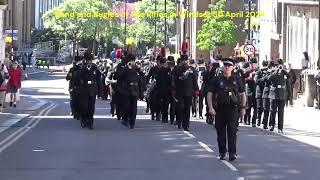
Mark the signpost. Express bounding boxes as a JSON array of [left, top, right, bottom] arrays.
[[244, 43, 255, 61]]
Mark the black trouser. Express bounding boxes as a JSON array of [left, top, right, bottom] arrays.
[[215, 105, 238, 155], [191, 95, 198, 116], [156, 94, 170, 122], [70, 90, 80, 118], [114, 92, 126, 120], [244, 96, 257, 125], [80, 95, 96, 127], [262, 98, 270, 127], [176, 96, 192, 130], [199, 92, 205, 117], [150, 91, 158, 119], [269, 99, 285, 130], [169, 97, 177, 123], [256, 98, 263, 124], [125, 95, 138, 127]]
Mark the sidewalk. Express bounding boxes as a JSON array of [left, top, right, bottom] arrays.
[[0, 95, 47, 133]]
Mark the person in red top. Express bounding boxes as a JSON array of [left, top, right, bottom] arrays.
[[7, 61, 22, 107]]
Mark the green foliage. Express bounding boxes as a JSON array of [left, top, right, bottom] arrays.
[[197, 0, 237, 51], [130, 0, 176, 46]]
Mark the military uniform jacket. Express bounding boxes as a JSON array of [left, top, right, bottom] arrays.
[[208, 74, 245, 108], [254, 67, 268, 98], [114, 62, 128, 95], [79, 63, 102, 97], [268, 69, 289, 100], [172, 65, 199, 97], [66, 64, 82, 93], [243, 69, 256, 97], [154, 67, 172, 96], [125, 67, 144, 98]]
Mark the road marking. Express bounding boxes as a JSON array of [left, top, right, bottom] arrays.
[[32, 149, 45, 152], [183, 131, 196, 138], [220, 159, 238, 171], [0, 102, 55, 153], [198, 141, 214, 152], [237, 177, 245, 180]]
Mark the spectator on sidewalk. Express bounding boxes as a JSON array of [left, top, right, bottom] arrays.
[[0, 62, 9, 109], [22, 53, 28, 71], [7, 61, 22, 108], [286, 63, 296, 107], [315, 71, 320, 110]]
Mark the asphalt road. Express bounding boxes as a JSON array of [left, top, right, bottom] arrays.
[[0, 70, 320, 180]]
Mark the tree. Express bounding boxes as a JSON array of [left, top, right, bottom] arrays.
[[197, 0, 237, 51], [130, 0, 176, 47]]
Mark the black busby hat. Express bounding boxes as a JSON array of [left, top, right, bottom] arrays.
[[249, 57, 258, 64], [167, 56, 174, 62], [268, 60, 275, 67], [180, 54, 188, 61], [262, 60, 269, 67], [243, 62, 250, 69], [197, 58, 204, 64], [189, 59, 195, 64], [233, 57, 242, 64]]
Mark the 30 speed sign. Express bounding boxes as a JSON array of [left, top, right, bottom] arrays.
[[244, 44, 256, 56]]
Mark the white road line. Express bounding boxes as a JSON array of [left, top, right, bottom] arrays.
[[30, 105, 57, 128], [220, 159, 238, 171], [32, 149, 45, 152], [198, 141, 214, 152], [0, 102, 55, 153], [237, 177, 245, 180], [183, 131, 196, 138]]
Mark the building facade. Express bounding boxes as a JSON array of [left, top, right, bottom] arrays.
[[175, 0, 248, 60], [35, 0, 64, 30], [259, 0, 319, 69]]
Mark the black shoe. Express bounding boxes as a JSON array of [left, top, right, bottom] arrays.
[[156, 115, 160, 121], [151, 114, 155, 120], [130, 125, 134, 129], [88, 125, 94, 130], [170, 120, 174, 125], [178, 124, 182, 129], [183, 128, 189, 131], [252, 124, 256, 127], [219, 154, 226, 160], [145, 108, 149, 114], [9, 102, 12, 107], [278, 129, 283, 133], [162, 120, 168, 123], [270, 126, 275, 132], [263, 126, 268, 130], [229, 154, 237, 161], [192, 114, 196, 117], [117, 115, 121, 120], [199, 115, 203, 119], [13, 104, 16, 108], [257, 121, 261, 126], [81, 121, 86, 128]]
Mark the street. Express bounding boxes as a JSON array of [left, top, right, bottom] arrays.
[[0, 70, 320, 180]]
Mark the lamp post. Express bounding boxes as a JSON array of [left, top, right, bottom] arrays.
[[154, 0, 157, 53], [124, 0, 127, 49], [164, 0, 167, 45]]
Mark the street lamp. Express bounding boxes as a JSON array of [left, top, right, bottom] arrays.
[[124, 0, 127, 49], [154, 0, 157, 53]]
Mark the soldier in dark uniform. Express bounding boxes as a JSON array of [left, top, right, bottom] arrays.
[[268, 59, 289, 133], [169, 57, 179, 124], [243, 58, 258, 126], [78, 52, 102, 129], [146, 58, 161, 120], [189, 59, 199, 117], [207, 58, 246, 161], [154, 56, 172, 123], [122, 54, 144, 129], [172, 54, 199, 131], [286, 63, 296, 106], [113, 54, 130, 121], [66, 55, 82, 120], [201, 60, 221, 125], [261, 61, 275, 129], [254, 60, 269, 126]]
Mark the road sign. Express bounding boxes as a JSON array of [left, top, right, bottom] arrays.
[[244, 44, 255, 56]]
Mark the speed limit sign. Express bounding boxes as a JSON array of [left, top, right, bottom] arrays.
[[244, 44, 256, 56]]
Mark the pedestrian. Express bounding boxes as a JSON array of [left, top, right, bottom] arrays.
[[172, 54, 199, 131], [0, 62, 9, 110], [315, 70, 320, 110], [189, 59, 199, 118], [7, 61, 22, 108], [286, 63, 296, 106], [22, 53, 28, 70], [268, 59, 289, 133], [78, 51, 102, 129], [207, 58, 246, 161]]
